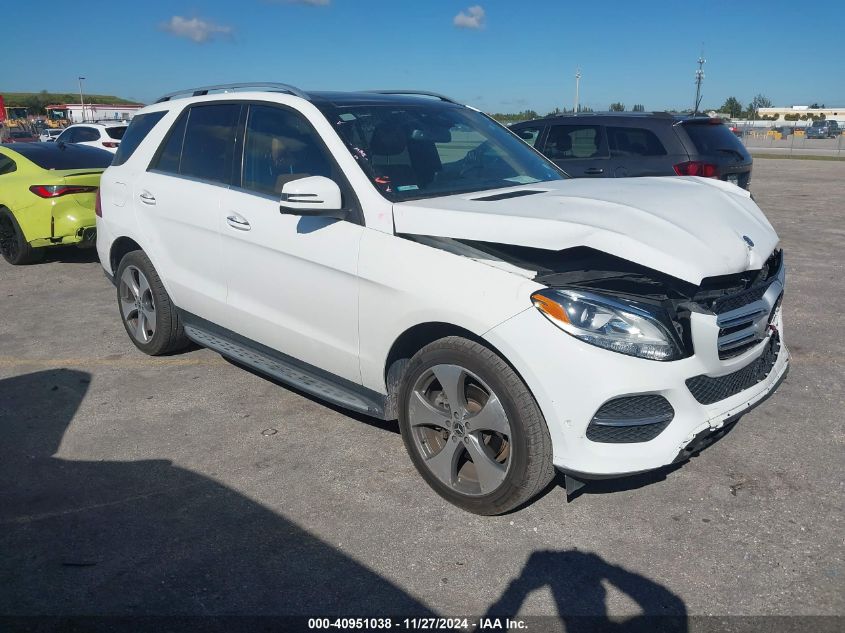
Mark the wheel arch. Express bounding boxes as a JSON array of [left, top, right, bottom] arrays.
[[109, 236, 143, 275], [382, 321, 528, 420]]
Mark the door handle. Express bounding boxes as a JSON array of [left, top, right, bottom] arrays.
[[226, 214, 251, 231], [584, 167, 605, 175], [139, 190, 156, 205]]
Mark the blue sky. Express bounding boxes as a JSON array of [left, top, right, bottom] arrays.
[[5, 1, 842, 112]]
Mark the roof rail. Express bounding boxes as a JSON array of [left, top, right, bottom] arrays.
[[365, 90, 461, 105], [156, 82, 310, 103]]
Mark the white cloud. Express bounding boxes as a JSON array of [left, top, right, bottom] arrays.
[[453, 5, 485, 30], [160, 16, 233, 43]]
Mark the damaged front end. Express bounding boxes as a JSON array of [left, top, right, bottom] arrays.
[[408, 236, 784, 363]]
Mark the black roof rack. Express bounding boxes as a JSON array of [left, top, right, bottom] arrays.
[[365, 90, 461, 105], [156, 82, 309, 103]]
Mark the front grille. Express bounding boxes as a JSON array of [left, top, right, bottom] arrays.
[[713, 284, 768, 315], [586, 395, 674, 443], [713, 253, 785, 360], [686, 336, 780, 405]]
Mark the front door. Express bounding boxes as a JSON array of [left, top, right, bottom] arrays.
[[540, 123, 610, 177], [219, 103, 363, 383]]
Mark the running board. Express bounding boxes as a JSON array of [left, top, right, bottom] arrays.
[[182, 320, 387, 419]]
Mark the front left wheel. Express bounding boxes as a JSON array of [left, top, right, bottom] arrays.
[[398, 336, 555, 515]]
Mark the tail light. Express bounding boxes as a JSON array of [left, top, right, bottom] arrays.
[[673, 161, 719, 178], [95, 188, 103, 217], [102, 141, 119, 148], [30, 185, 98, 198]]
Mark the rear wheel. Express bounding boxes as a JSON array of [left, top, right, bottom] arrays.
[[0, 209, 44, 265], [399, 336, 555, 515], [116, 250, 189, 355]]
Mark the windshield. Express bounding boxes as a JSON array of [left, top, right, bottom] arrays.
[[319, 103, 564, 201], [811, 121, 824, 127]]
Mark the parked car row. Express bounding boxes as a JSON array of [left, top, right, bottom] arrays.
[[1, 84, 788, 515]]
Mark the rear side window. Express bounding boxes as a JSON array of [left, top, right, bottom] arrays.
[[113, 112, 166, 166], [179, 104, 241, 184], [543, 125, 607, 159], [0, 155, 16, 175], [106, 127, 127, 140], [607, 126, 667, 157], [153, 111, 189, 174], [682, 121, 747, 156], [75, 127, 100, 143]]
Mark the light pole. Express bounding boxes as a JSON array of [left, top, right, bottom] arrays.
[[78, 76, 86, 123], [693, 56, 705, 115], [574, 68, 582, 113]]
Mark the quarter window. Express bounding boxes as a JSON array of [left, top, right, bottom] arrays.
[[113, 111, 166, 166], [543, 125, 607, 160], [242, 105, 332, 195], [0, 155, 16, 175], [606, 126, 667, 157]]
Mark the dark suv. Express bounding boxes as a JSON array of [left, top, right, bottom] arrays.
[[511, 112, 753, 190], [805, 120, 840, 139]]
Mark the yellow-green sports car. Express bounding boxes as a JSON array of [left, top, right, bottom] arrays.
[[0, 142, 112, 265]]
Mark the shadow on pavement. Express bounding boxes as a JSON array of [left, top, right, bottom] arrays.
[[485, 550, 687, 632], [1, 370, 688, 632], [0, 369, 431, 623]]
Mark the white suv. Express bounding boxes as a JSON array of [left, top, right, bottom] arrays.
[[96, 83, 789, 514], [56, 122, 127, 153]]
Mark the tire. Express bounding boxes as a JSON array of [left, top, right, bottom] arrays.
[[0, 209, 45, 265], [115, 250, 189, 355], [398, 336, 555, 515]]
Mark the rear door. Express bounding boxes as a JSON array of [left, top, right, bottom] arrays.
[[538, 123, 609, 177], [134, 102, 241, 320], [605, 124, 680, 177]]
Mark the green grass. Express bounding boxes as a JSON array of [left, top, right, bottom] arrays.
[[751, 153, 845, 162]]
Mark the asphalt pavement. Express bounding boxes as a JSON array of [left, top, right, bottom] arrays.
[[1, 159, 842, 629]]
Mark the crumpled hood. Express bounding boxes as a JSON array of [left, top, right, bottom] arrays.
[[393, 177, 779, 284]]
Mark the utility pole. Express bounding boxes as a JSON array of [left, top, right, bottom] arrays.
[[693, 53, 705, 116], [574, 68, 582, 113], [78, 76, 86, 123]]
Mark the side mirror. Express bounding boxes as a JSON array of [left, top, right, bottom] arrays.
[[279, 176, 346, 219]]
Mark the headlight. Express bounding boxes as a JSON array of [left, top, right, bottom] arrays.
[[531, 288, 679, 361]]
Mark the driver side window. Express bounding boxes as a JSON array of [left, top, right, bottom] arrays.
[[241, 105, 332, 196]]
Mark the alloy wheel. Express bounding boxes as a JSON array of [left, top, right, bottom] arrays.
[[408, 364, 512, 496], [119, 265, 157, 344]]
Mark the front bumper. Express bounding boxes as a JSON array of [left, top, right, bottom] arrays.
[[484, 304, 789, 477]]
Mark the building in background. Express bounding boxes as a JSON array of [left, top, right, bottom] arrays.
[[46, 103, 144, 124], [757, 105, 844, 125]]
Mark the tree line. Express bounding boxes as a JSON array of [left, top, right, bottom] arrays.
[[2, 91, 139, 115]]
